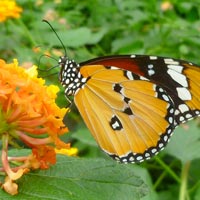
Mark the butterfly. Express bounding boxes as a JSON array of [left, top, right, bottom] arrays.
[[41, 20, 200, 163], [58, 54, 200, 163]]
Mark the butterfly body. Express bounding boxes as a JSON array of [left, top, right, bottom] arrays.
[[59, 54, 200, 163]]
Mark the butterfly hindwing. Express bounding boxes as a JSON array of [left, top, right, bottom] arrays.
[[74, 65, 175, 163]]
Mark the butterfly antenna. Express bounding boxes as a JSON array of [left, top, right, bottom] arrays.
[[42, 19, 67, 57], [38, 54, 59, 71]]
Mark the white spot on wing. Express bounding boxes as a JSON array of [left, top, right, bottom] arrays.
[[167, 69, 188, 87], [195, 110, 200, 115], [164, 58, 179, 65], [167, 64, 183, 73], [162, 94, 169, 101], [112, 121, 120, 129], [136, 156, 143, 161], [126, 71, 134, 80], [151, 148, 157, 154], [178, 104, 189, 113], [148, 64, 154, 69], [159, 143, 164, 148], [179, 116, 185, 122], [176, 87, 192, 100], [81, 78, 87, 83], [128, 156, 134, 162], [164, 135, 168, 142], [148, 69, 155, 76], [110, 66, 119, 70], [175, 109, 180, 115], [149, 56, 157, 60], [145, 153, 150, 157], [130, 54, 136, 58], [168, 117, 173, 124], [186, 114, 192, 118], [140, 76, 149, 81]]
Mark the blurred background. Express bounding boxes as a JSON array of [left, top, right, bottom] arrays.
[[1, 0, 200, 199], [2, 1, 200, 64]]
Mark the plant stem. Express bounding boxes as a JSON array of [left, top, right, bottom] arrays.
[[153, 159, 178, 190], [16, 18, 37, 46], [179, 161, 191, 200], [154, 157, 180, 183]]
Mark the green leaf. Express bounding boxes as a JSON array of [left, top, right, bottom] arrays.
[[60, 27, 92, 47], [43, 27, 107, 48], [164, 121, 200, 163], [0, 154, 149, 200], [87, 28, 108, 44], [194, 183, 200, 200], [71, 123, 97, 147], [157, 187, 179, 200]]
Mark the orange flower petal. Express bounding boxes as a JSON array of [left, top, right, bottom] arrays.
[[2, 176, 18, 195]]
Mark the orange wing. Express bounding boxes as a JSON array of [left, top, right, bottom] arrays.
[[74, 65, 175, 163], [59, 55, 200, 163], [178, 64, 200, 122], [81, 56, 200, 125]]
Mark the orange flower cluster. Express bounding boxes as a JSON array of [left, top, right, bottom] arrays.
[[0, 0, 22, 22], [0, 59, 70, 195]]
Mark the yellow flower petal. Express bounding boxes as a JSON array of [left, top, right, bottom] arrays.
[[25, 65, 38, 78], [55, 147, 78, 156], [0, 0, 22, 22]]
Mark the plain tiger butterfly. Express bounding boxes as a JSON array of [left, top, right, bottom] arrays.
[[44, 20, 200, 163]]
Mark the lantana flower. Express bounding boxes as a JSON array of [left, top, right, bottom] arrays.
[[0, 59, 71, 195], [0, 0, 22, 22]]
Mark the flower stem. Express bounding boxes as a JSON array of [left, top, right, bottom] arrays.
[[8, 156, 28, 162], [2, 133, 9, 151], [17, 131, 53, 145], [8, 18, 37, 46], [1, 133, 25, 180]]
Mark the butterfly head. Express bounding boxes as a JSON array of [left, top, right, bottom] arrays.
[[58, 56, 86, 96], [58, 55, 68, 68]]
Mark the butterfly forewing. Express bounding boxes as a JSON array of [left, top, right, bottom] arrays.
[[81, 55, 200, 125]]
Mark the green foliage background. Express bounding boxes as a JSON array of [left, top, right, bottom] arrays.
[[1, 0, 200, 199]]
